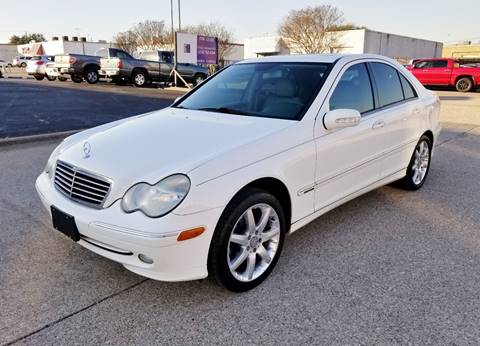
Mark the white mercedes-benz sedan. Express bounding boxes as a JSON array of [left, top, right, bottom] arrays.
[[36, 54, 441, 291]]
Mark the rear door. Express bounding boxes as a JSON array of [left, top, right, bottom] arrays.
[[368, 62, 421, 177], [430, 59, 451, 85]]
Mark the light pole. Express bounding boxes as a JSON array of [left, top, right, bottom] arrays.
[[178, 0, 181, 31]]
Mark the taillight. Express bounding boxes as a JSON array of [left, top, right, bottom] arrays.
[[69, 56, 76, 64], [36, 61, 44, 65], [117, 60, 123, 69]]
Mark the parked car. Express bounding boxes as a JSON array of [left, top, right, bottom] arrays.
[[45, 58, 67, 81], [99, 49, 209, 87], [12, 56, 32, 67], [36, 54, 441, 292], [53, 48, 128, 84], [406, 58, 480, 92], [26, 55, 55, 80]]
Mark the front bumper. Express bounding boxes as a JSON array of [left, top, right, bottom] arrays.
[[35, 172, 222, 282]]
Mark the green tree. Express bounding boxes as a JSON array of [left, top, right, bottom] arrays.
[[9, 33, 46, 44]]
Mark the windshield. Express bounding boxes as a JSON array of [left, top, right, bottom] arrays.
[[175, 62, 331, 120]]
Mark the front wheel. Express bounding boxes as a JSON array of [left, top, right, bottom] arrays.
[[396, 135, 432, 190], [34, 75, 44, 80], [46, 75, 56, 81], [58, 76, 68, 82], [193, 73, 206, 86], [456, 77, 473, 92], [208, 187, 286, 292], [71, 73, 83, 83]]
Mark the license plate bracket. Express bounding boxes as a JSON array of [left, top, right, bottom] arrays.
[[51, 206, 80, 242]]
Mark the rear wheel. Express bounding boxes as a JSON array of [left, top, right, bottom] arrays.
[[208, 187, 286, 292], [456, 77, 473, 92], [58, 76, 68, 82], [396, 135, 432, 190], [20, 62, 27, 68], [71, 73, 83, 83], [84, 67, 99, 84], [132, 70, 148, 87], [46, 74, 56, 81], [34, 75, 44, 81]]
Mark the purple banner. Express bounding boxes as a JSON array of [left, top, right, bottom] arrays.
[[197, 35, 218, 65]]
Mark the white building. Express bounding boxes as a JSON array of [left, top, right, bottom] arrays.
[[0, 44, 18, 62], [17, 37, 117, 57], [244, 29, 443, 63]]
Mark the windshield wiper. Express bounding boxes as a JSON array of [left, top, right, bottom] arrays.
[[197, 107, 251, 116]]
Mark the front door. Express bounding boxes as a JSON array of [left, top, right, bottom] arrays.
[[314, 62, 384, 210]]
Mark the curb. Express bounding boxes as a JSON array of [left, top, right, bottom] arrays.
[[0, 129, 82, 147]]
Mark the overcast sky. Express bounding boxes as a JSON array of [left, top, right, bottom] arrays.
[[1, 0, 478, 44]]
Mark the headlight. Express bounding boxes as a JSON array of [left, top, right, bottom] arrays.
[[121, 174, 190, 218], [45, 142, 64, 179]]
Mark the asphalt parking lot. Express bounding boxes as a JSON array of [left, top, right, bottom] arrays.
[[0, 78, 182, 139], [1, 83, 480, 345]]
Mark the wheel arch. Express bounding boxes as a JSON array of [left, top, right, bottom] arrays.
[[83, 63, 100, 71], [454, 75, 474, 84], [229, 177, 292, 230], [422, 130, 434, 146], [131, 67, 149, 78]]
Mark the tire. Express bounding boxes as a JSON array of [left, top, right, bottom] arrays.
[[112, 76, 127, 85], [132, 70, 148, 87], [58, 76, 68, 82], [193, 73, 206, 86], [455, 77, 473, 92], [21, 62, 27, 68], [395, 135, 432, 190], [71, 73, 83, 83], [84, 67, 99, 84], [34, 75, 44, 81], [208, 187, 286, 292], [46, 75, 56, 81]]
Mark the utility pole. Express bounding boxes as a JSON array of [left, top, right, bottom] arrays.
[[178, 0, 182, 31], [170, 0, 174, 47]]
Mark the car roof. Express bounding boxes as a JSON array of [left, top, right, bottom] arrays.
[[237, 53, 397, 65]]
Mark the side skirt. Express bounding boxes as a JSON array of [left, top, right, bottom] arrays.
[[288, 168, 407, 235]]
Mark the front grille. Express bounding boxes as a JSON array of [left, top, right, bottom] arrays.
[[54, 160, 111, 208]]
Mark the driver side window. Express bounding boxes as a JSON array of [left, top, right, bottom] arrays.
[[329, 63, 374, 115]]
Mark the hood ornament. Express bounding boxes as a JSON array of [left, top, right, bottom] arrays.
[[83, 141, 91, 158]]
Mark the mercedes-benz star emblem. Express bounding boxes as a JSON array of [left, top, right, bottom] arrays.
[[83, 141, 91, 158]]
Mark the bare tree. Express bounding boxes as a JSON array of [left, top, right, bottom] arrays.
[[113, 20, 172, 53], [113, 30, 138, 54], [184, 22, 235, 64], [278, 5, 344, 54]]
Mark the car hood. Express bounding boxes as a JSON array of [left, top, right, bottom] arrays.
[[58, 108, 294, 204]]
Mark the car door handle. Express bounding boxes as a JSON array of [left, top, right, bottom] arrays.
[[372, 120, 385, 129]]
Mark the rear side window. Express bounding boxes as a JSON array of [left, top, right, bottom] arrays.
[[399, 74, 417, 100], [370, 63, 404, 107], [329, 63, 374, 114], [432, 60, 448, 68]]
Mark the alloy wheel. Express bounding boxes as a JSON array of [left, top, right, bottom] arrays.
[[412, 140, 430, 185], [227, 203, 280, 282]]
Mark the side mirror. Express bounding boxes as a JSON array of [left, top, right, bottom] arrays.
[[323, 109, 361, 130]]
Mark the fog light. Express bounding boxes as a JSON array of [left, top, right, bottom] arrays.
[[138, 254, 154, 264]]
